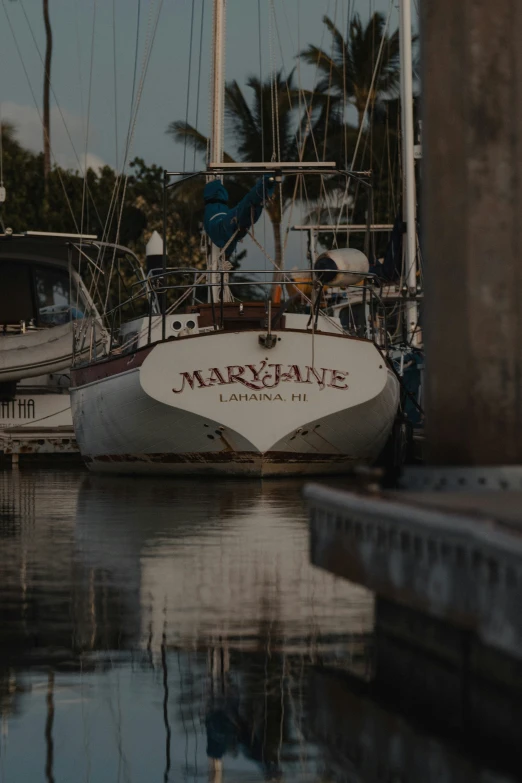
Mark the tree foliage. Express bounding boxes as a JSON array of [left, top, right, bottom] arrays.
[[0, 126, 205, 271], [300, 13, 402, 128], [169, 70, 332, 270], [0, 9, 411, 280], [168, 12, 409, 262]]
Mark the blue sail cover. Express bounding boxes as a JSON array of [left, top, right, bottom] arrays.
[[203, 175, 275, 258]]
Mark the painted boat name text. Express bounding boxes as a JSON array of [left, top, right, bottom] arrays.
[[172, 363, 348, 394], [219, 393, 308, 403], [0, 399, 36, 420]]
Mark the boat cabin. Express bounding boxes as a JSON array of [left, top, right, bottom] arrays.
[[0, 232, 94, 332]]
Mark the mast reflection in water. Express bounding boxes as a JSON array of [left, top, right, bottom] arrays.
[[0, 469, 518, 782]]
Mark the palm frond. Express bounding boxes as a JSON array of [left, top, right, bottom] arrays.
[[166, 121, 208, 156], [322, 14, 355, 85], [166, 121, 236, 164], [299, 44, 338, 79]]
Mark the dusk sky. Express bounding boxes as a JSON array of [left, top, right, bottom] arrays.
[[0, 0, 405, 170], [0, 0, 411, 265]]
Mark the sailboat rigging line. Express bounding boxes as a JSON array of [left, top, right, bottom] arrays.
[[248, 2, 327, 200], [268, 2, 328, 252], [269, 3, 297, 113], [258, 0, 267, 273], [296, 0, 302, 154], [161, 168, 167, 336], [295, 0, 331, 162], [322, 0, 338, 161], [268, 0, 279, 162], [3, 406, 71, 429], [130, 0, 141, 123], [244, 228, 345, 336], [95, 0, 155, 266], [386, 109, 395, 215], [267, 9, 295, 286], [100, 0, 165, 315], [80, 0, 98, 269], [268, 0, 325, 270], [1, 0, 80, 233], [74, 2, 86, 169], [101, 0, 156, 258], [112, 0, 119, 170], [257, 0, 265, 161], [16, 0, 104, 232], [183, 0, 196, 171], [282, 174, 301, 255], [193, 0, 205, 168], [341, 0, 348, 171], [335, 0, 394, 235]]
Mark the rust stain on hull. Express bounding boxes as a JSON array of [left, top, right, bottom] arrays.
[[0, 427, 78, 458], [87, 451, 356, 465], [83, 451, 358, 476]]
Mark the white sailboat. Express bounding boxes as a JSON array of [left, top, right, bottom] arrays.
[[69, 0, 401, 477], [0, 230, 150, 460], [0, 231, 107, 458]]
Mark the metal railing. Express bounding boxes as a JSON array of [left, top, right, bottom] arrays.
[[71, 267, 392, 364]]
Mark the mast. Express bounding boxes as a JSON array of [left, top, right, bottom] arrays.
[[399, 0, 420, 347], [210, 0, 226, 167], [209, 0, 226, 298]]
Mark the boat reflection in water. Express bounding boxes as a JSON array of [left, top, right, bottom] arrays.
[[74, 475, 372, 657], [0, 470, 518, 782]]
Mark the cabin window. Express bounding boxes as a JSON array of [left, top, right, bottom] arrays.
[[34, 266, 74, 325], [0, 262, 34, 325]]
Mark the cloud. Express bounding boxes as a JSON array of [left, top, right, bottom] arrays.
[[1, 101, 107, 173]]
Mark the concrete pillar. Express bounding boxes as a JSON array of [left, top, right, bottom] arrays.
[[422, 1, 522, 465]]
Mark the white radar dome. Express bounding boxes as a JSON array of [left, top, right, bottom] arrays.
[[314, 247, 369, 287]]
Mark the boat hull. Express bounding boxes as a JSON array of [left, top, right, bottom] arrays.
[[0, 321, 106, 382], [71, 330, 400, 476], [0, 390, 76, 457]]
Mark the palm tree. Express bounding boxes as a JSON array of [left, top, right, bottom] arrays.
[[300, 13, 401, 129], [168, 71, 325, 271]]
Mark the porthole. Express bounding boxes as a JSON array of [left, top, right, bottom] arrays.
[[172, 320, 183, 331], [186, 319, 196, 330]]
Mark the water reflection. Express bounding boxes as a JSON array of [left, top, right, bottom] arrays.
[[0, 469, 518, 782], [74, 475, 372, 659]]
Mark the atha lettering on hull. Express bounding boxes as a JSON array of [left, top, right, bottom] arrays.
[[0, 399, 36, 421]]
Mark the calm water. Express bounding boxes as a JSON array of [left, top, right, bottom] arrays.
[[0, 469, 518, 783]]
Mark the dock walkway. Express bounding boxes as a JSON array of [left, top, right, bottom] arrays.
[[305, 484, 522, 663]]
